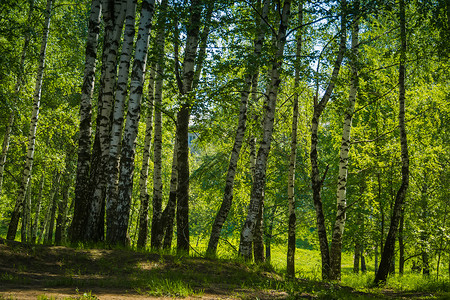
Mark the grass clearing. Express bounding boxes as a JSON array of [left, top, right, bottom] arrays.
[[1, 238, 449, 299]]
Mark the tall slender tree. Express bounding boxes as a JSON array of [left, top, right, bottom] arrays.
[[70, 0, 102, 243], [150, 0, 169, 250], [110, 0, 156, 246], [175, 0, 203, 253], [207, 0, 270, 256], [374, 0, 409, 284], [309, 0, 347, 279], [329, 0, 359, 281], [239, 0, 292, 260], [0, 0, 35, 198], [136, 66, 155, 249], [86, 0, 128, 242], [287, 0, 303, 278], [105, 0, 137, 243], [7, 0, 53, 241]]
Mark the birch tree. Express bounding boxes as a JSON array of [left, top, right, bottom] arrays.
[[207, 0, 270, 256], [136, 67, 155, 249], [150, 0, 169, 250], [329, 0, 359, 280], [309, 0, 347, 279], [0, 0, 34, 198], [86, 0, 128, 242], [287, 0, 303, 278], [374, 0, 409, 284], [175, 0, 203, 253], [7, 0, 53, 240], [105, 0, 137, 243], [110, 0, 156, 246], [70, 0, 102, 243], [239, 0, 292, 260]]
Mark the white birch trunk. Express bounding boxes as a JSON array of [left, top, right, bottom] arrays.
[[70, 0, 102, 243], [207, 0, 270, 256], [112, 0, 156, 246], [136, 66, 155, 249], [0, 113, 14, 197], [309, 0, 347, 279], [239, 0, 292, 260], [86, 0, 128, 242], [329, 6, 359, 280], [7, 0, 52, 240], [32, 175, 44, 243], [0, 1, 35, 198], [105, 0, 137, 242], [150, 0, 169, 249]]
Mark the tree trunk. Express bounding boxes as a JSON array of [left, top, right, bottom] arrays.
[[374, 0, 409, 284], [87, 0, 128, 243], [420, 182, 430, 276], [329, 1, 359, 281], [353, 243, 361, 273], [206, 0, 269, 257], [287, 0, 303, 278], [150, 0, 169, 250], [162, 139, 178, 249], [398, 210, 405, 274], [31, 176, 45, 244], [239, 0, 291, 260], [192, 1, 214, 90], [55, 151, 75, 245], [0, 1, 34, 198], [253, 201, 265, 263], [0, 113, 14, 198], [136, 67, 155, 249], [21, 182, 32, 243], [55, 180, 70, 245], [309, 0, 347, 279], [105, 0, 137, 243], [44, 172, 61, 245], [175, 0, 203, 254], [7, 0, 53, 241], [111, 0, 156, 246], [70, 0, 102, 243], [361, 250, 366, 272]]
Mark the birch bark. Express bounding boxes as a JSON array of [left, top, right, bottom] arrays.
[[0, 0, 34, 198], [207, 0, 270, 256], [329, 2, 359, 280], [374, 0, 409, 284], [7, 0, 53, 241], [112, 0, 156, 246], [239, 0, 291, 260], [136, 67, 155, 249], [0, 114, 14, 198], [287, 0, 303, 277], [31, 176, 44, 244], [309, 0, 346, 279], [70, 0, 101, 243], [105, 0, 137, 243], [86, 0, 127, 242], [150, 0, 169, 250]]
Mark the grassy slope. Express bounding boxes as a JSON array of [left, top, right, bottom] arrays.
[[1, 239, 449, 299]]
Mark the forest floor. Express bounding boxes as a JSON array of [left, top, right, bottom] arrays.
[[0, 238, 447, 300]]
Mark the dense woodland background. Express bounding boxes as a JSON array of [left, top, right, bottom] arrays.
[[0, 0, 449, 285]]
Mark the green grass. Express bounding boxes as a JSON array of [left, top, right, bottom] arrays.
[[1, 235, 449, 299]]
